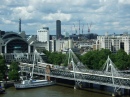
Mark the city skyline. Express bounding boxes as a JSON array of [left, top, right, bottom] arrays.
[[0, 0, 130, 35]]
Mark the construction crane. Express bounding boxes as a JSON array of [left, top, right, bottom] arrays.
[[73, 23, 77, 34], [87, 22, 92, 33], [82, 24, 84, 34], [69, 25, 72, 36], [79, 20, 80, 35]]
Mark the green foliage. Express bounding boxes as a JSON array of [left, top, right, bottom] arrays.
[[114, 49, 129, 70], [8, 61, 19, 81], [0, 55, 7, 80], [10, 61, 19, 70], [75, 53, 81, 61], [81, 48, 130, 70], [115, 49, 128, 61], [81, 49, 111, 70], [43, 49, 51, 56], [43, 49, 130, 70], [0, 59, 7, 74], [0, 72, 3, 80], [44, 51, 66, 66], [8, 70, 19, 81], [0, 55, 3, 59]]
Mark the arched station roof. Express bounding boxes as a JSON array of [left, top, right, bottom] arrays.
[[5, 37, 28, 45], [2, 32, 22, 39]]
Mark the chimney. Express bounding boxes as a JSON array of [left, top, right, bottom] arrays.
[[19, 18, 21, 32]]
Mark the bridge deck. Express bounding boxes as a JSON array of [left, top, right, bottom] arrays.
[[19, 65, 130, 89]]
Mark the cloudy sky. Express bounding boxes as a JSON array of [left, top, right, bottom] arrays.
[[0, 0, 130, 35]]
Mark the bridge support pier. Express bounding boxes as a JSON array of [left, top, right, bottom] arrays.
[[80, 82, 87, 88], [100, 85, 105, 90], [89, 83, 93, 88], [74, 82, 82, 89], [124, 89, 130, 95], [74, 85, 77, 89], [112, 91, 122, 97], [74, 84, 79, 89]]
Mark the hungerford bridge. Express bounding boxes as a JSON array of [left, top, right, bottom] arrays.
[[3, 49, 130, 96]]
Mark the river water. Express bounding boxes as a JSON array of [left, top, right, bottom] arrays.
[[0, 85, 130, 97], [1, 84, 113, 97]]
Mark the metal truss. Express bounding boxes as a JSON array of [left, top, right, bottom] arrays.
[[19, 49, 130, 91], [20, 65, 130, 89]]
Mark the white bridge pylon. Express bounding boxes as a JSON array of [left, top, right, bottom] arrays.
[[102, 56, 122, 92], [67, 49, 88, 72], [67, 49, 88, 88]]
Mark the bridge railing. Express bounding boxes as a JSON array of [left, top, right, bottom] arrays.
[[19, 65, 130, 89]]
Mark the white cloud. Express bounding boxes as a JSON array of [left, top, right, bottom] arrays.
[[1, 18, 15, 24], [12, 7, 32, 20], [112, 22, 120, 25], [119, 0, 130, 4], [42, 11, 71, 21], [0, 0, 130, 35]]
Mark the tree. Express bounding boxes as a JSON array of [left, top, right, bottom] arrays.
[[43, 49, 130, 70], [48, 52, 56, 64], [43, 49, 51, 63], [43, 49, 51, 57], [0, 55, 7, 80], [8, 61, 19, 81], [10, 61, 19, 70], [46, 51, 67, 66], [8, 70, 19, 81], [81, 51, 94, 69], [114, 49, 129, 70], [0, 72, 3, 80], [81, 49, 111, 70], [127, 54, 130, 69]]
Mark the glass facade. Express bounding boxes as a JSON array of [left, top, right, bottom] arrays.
[[56, 20, 61, 39], [7, 39, 28, 53], [2, 32, 29, 53]]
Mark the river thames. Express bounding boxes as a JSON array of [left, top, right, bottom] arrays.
[[0, 85, 130, 97], [0, 83, 130, 97], [1, 84, 114, 97]]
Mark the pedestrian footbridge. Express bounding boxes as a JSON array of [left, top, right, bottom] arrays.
[[18, 49, 130, 95]]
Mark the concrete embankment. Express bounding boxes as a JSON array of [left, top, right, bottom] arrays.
[[0, 81, 14, 88]]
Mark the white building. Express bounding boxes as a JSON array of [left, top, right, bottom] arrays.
[[78, 41, 94, 48], [37, 27, 49, 42], [49, 40, 64, 52], [49, 40, 56, 52], [62, 39, 73, 50], [49, 39, 73, 52], [96, 32, 130, 54]]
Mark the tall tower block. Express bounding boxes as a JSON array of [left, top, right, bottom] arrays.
[[56, 20, 61, 39], [19, 18, 21, 32]]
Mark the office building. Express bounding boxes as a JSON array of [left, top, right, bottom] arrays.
[[56, 20, 61, 39], [96, 32, 130, 54], [37, 27, 49, 42]]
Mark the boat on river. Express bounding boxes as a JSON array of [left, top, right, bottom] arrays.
[[14, 49, 56, 89], [14, 79, 56, 89], [0, 86, 5, 94]]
